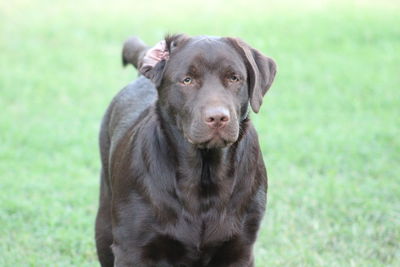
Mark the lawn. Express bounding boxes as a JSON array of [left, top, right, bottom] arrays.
[[0, 0, 399, 266]]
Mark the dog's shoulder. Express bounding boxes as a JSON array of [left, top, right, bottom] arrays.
[[109, 77, 156, 133]]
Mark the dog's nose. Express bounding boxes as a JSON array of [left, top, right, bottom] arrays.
[[204, 107, 230, 129]]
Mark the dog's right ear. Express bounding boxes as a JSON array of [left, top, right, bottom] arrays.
[[139, 34, 189, 88]]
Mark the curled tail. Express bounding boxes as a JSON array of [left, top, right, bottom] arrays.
[[122, 36, 149, 69]]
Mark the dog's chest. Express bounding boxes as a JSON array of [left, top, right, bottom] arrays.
[[165, 176, 241, 247], [140, 153, 245, 264], [142, 210, 241, 265], [140, 188, 244, 266], [182, 207, 240, 245]]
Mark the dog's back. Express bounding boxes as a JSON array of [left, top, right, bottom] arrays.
[[96, 40, 155, 266], [100, 77, 157, 162], [100, 36, 155, 164]]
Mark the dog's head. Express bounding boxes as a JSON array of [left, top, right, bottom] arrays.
[[140, 34, 277, 149]]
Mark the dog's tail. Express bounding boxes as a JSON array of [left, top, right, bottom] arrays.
[[122, 36, 149, 70]]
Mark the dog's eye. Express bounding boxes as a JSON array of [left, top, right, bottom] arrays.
[[228, 74, 240, 82], [182, 77, 192, 85]]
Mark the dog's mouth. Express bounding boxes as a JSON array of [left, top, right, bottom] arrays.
[[182, 117, 240, 149], [198, 136, 232, 149], [185, 132, 236, 149]]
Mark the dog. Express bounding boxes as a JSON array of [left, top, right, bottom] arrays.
[[95, 34, 277, 267]]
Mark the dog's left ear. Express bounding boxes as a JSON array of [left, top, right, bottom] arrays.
[[140, 34, 189, 88], [225, 38, 277, 113], [139, 40, 169, 87]]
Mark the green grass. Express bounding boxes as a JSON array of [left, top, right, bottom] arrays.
[[1, 0, 399, 266]]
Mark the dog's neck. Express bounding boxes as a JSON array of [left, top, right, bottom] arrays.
[[136, 103, 251, 214], [156, 103, 231, 177]]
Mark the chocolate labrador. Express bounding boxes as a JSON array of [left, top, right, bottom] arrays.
[[95, 34, 277, 267]]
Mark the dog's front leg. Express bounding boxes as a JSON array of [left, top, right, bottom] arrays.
[[111, 198, 149, 267]]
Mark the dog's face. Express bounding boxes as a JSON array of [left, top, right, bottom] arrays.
[[141, 35, 276, 149]]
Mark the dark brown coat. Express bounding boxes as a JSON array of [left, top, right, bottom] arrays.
[[95, 34, 276, 267]]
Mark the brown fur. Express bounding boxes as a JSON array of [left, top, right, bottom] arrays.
[[95, 34, 276, 266]]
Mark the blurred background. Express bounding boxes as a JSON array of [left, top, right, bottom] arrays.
[[1, 0, 399, 266]]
